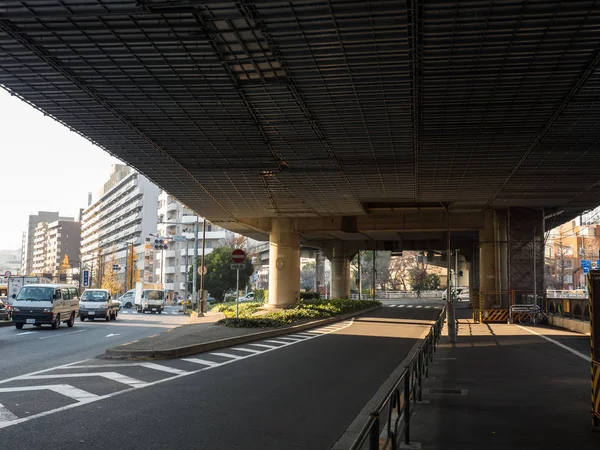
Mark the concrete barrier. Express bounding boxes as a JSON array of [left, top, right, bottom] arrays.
[[548, 314, 590, 335]]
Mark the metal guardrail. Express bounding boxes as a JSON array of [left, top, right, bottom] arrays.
[[547, 297, 590, 322], [349, 308, 446, 450], [546, 290, 588, 299], [349, 291, 443, 301]]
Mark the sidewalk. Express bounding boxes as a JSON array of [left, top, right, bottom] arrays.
[[104, 307, 379, 359], [410, 318, 600, 449]]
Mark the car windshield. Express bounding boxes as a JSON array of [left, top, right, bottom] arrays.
[[16, 286, 54, 301], [81, 290, 108, 301], [144, 290, 164, 300]]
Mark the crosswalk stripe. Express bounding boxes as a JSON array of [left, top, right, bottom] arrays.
[[416, 305, 423, 308], [139, 363, 188, 375], [407, 305, 414, 308], [209, 352, 242, 360], [233, 347, 261, 354], [0, 384, 99, 402], [294, 333, 313, 337], [389, 304, 396, 307], [0, 403, 18, 422], [248, 343, 277, 349], [22, 372, 147, 388], [181, 358, 221, 367], [398, 305, 406, 308], [263, 340, 289, 345], [276, 337, 303, 342]]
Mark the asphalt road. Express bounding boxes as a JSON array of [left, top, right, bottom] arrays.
[[0, 301, 443, 449], [0, 306, 187, 380]]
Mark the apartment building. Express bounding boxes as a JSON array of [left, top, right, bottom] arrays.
[[154, 190, 228, 299], [81, 164, 159, 289], [546, 219, 600, 289], [21, 211, 73, 275], [32, 219, 81, 278]]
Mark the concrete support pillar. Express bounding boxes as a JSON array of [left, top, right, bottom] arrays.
[[315, 250, 325, 295], [331, 241, 351, 299], [479, 210, 509, 308], [268, 218, 300, 308]]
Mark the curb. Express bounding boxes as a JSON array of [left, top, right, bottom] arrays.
[[104, 305, 381, 360], [0, 320, 13, 328]]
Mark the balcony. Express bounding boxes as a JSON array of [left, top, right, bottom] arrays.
[[164, 283, 175, 291], [165, 250, 176, 258], [164, 266, 176, 274], [166, 202, 178, 212]]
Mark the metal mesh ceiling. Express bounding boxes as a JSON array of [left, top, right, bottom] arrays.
[[1, 0, 600, 222]]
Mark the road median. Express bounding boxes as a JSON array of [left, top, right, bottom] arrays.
[[104, 306, 380, 360]]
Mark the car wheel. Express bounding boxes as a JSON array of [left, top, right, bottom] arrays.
[[80, 316, 85, 322], [125, 302, 132, 309], [15, 323, 23, 330], [67, 312, 75, 328], [51, 314, 60, 330]]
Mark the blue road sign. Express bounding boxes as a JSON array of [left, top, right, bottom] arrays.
[[83, 270, 90, 287], [581, 259, 592, 274]]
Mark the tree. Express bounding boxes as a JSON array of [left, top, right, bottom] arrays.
[[351, 251, 391, 291], [388, 252, 418, 290], [300, 262, 316, 291], [101, 249, 122, 295], [125, 244, 141, 291], [188, 247, 254, 301], [409, 266, 440, 291]]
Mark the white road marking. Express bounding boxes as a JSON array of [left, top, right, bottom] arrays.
[[276, 336, 303, 342], [416, 305, 423, 309], [16, 332, 37, 336], [516, 326, 591, 362], [0, 384, 98, 402], [263, 340, 290, 345], [180, 358, 221, 367], [397, 305, 406, 308], [232, 347, 261, 354], [139, 363, 188, 375], [407, 305, 414, 308], [105, 333, 120, 338], [38, 330, 86, 340], [0, 319, 356, 430], [389, 304, 397, 307], [209, 352, 242, 360], [0, 403, 18, 422], [294, 333, 314, 337], [171, 312, 178, 315], [20, 372, 147, 388], [247, 343, 278, 349]]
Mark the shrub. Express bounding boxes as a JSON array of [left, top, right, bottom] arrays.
[[216, 317, 282, 328], [253, 289, 267, 302], [300, 292, 320, 301]]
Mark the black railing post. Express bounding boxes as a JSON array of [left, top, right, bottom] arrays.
[[404, 373, 411, 445], [369, 413, 380, 450]]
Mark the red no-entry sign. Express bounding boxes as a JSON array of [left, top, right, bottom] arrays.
[[231, 249, 246, 264]]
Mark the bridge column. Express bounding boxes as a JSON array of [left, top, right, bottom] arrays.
[[268, 218, 300, 308], [331, 241, 351, 299], [480, 210, 509, 309]]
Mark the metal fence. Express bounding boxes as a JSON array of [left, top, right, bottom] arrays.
[[348, 308, 446, 450], [547, 297, 590, 321], [349, 291, 443, 301]]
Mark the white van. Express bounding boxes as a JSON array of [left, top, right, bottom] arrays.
[[136, 288, 166, 314], [79, 289, 119, 322], [12, 284, 79, 330]]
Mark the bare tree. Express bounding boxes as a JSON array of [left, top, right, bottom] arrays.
[[388, 252, 418, 290]]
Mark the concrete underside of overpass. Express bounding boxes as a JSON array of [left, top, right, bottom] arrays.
[[1, 2, 600, 306]]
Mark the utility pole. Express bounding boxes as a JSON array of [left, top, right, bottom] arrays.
[[372, 249, 376, 301], [358, 251, 362, 300], [124, 244, 129, 292], [446, 208, 457, 343], [198, 218, 207, 316], [192, 218, 198, 312]]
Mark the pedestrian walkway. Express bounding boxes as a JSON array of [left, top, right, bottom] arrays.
[[409, 319, 600, 449]]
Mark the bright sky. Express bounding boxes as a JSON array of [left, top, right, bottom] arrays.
[[0, 88, 121, 250]]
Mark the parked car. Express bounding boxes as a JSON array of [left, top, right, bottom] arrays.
[[442, 288, 470, 302], [119, 289, 135, 309], [237, 292, 255, 302]]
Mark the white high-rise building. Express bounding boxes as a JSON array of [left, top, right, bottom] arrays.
[[81, 164, 160, 290], [155, 190, 228, 299]]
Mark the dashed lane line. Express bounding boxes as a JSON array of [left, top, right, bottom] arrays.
[[39, 330, 86, 340]]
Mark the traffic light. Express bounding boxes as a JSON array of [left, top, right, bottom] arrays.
[[154, 239, 168, 250]]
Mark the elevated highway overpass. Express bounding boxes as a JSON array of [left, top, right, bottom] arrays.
[[2, 1, 600, 309]]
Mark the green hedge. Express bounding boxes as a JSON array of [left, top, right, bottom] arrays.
[[300, 292, 320, 301], [253, 289, 268, 302], [217, 298, 380, 328]]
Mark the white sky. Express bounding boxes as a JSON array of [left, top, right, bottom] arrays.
[[0, 88, 121, 250]]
